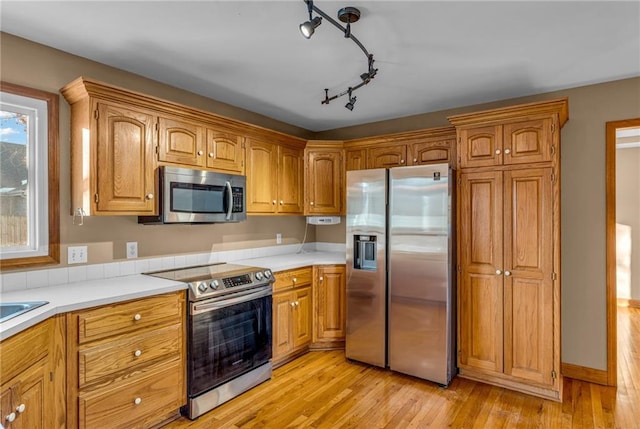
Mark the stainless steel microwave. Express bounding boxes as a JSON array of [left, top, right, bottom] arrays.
[[138, 166, 246, 224]]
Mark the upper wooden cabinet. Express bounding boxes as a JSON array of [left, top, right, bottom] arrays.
[[344, 126, 456, 171], [246, 138, 304, 214], [304, 144, 344, 215], [449, 98, 568, 169], [157, 116, 205, 167], [206, 129, 245, 174]]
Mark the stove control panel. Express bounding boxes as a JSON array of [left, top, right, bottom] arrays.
[[188, 268, 274, 300]]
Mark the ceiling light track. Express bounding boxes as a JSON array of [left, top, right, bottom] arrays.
[[299, 0, 378, 110]]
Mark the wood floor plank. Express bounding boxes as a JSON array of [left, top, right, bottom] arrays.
[[165, 307, 639, 429]]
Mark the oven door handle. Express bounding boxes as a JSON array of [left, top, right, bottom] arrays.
[[191, 286, 272, 314]]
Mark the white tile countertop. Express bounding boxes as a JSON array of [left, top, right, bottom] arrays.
[[0, 247, 346, 341]]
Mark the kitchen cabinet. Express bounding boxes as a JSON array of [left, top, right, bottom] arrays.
[[312, 265, 346, 349], [65, 291, 185, 429], [157, 115, 205, 167], [345, 148, 366, 171], [205, 129, 245, 174], [450, 98, 568, 401], [272, 267, 313, 367], [64, 96, 158, 215], [0, 316, 66, 429], [304, 144, 344, 215], [246, 139, 304, 214], [367, 145, 407, 168]]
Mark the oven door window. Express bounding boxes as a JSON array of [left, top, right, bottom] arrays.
[[170, 182, 226, 214], [189, 295, 272, 397]]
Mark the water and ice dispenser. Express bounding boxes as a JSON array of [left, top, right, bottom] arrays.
[[353, 235, 377, 271]]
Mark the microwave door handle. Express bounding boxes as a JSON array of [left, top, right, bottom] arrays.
[[225, 181, 233, 220]]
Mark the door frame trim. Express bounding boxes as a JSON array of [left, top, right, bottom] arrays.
[[605, 117, 640, 387]]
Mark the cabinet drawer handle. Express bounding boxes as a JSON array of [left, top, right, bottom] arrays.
[[495, 149, 501, 155], [504, 270, 512, 276], [134, 397, 142, 405], [504, 148, 511, 154], [134, 349, 142, 357], [15, 404, 25, 414], [209, 152, 215, 158], [133, 313, 142, 321], [197, 150, 204, 156], [5, 412, 16, 423], [495, 269, 502, 275]]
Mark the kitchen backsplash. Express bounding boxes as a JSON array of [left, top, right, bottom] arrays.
[[0, 242, 345, 293]]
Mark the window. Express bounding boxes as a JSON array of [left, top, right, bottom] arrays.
[[0, 82, 59, 268]]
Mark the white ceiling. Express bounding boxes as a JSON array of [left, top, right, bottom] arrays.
[[1, 1, 639, 132]]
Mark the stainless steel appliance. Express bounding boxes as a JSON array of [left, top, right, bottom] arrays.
[[146, 263, 274, 419], [138, 166, 246, 224], [346, 163, 456, 386]]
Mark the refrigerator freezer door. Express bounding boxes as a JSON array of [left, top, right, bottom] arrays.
[[388, 164, 454, 385], [346, 169, 387, 368]]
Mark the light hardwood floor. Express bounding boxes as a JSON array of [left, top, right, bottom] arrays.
[[167, 307, 639, 428]]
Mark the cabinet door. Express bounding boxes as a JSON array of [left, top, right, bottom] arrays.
[[246, 140, 277, 213], [277, 146, 304, 214], [305, 149, 343, 214], [292, 286, 312, 349], [409, 139, 453, 165], [0, 360, 47, 429], [345, 148, 367, 171], [458, 126, 502, 168], [314, 266, 346, 341], [95, 102, 156, 213], [158, 116, 205, 167], [503, 119, 552, 165], [503, 168, 554, 385], [458, 171, 504, 374], [272, 292, 293, 360], [367, 145, 407, 168], [205, 129, 244, 174]]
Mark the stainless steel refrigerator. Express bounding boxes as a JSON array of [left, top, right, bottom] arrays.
[[345, 163, 456, 386]]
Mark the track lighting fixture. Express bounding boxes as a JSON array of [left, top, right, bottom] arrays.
[[299, 0, 378, 109]]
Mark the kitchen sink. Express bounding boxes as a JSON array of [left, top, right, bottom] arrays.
[[0, 301, 48, 323]]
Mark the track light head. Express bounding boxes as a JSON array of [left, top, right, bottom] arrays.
[[345, 88, 356, 111], [300, 16, 322, 39]]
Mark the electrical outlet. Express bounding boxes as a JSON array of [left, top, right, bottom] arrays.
[[68, 246, 88, 264], [276, 233, 282, 245], [126, 242, 138, 259]]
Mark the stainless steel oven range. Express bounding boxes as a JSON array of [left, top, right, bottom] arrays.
[[146, 263, 274, 420]]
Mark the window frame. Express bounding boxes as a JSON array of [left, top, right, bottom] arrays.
[[0, 81, 59, 269]]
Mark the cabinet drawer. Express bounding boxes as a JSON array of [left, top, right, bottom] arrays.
[[273, 267, 312, 292], [78, 361, 183, 429], [75, 292, 184, 344], [79, 323, 182, 387]]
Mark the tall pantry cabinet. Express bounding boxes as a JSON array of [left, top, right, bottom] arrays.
[[448, 98, 568, 401]]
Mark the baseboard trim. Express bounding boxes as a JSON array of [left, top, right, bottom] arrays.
[[561, 362, 609, 385]]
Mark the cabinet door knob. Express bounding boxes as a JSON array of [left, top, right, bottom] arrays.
[[292, 277, 297, 283], [400, 159, 405, 164], [504, 270, 512, 276], [5, 412, 16, 423], [319, 276, 323, 282], [133, 313, 142, 321], [495, 149, 501, 155], [197, 150, 204, 155], [272, 200, 276, 205], [146, 193, 154, 200], [15, 404, 25, 414], [134, 397, 142, 405], [291, 302, 296, 307], [279, 200, 283, 205], [413, 158, 418, 163], [134, 350, 142, 357], [504, 148, 511, 154], [209, 152, 214, 157], [310, 201, 314, 206], [495, 269, 502, 275]]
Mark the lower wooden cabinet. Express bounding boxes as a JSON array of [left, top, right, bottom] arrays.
[[312, 265, 346, 349], [272, 267, 313, 367], [0, 316, 66, 429], [66, 291, 186, 429]]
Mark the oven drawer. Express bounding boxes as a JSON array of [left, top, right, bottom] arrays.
[[75, 292, 184, 344], [273, 267, 312, 292], [79, 323, 182, 388], [78, 361, 183, 429]]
